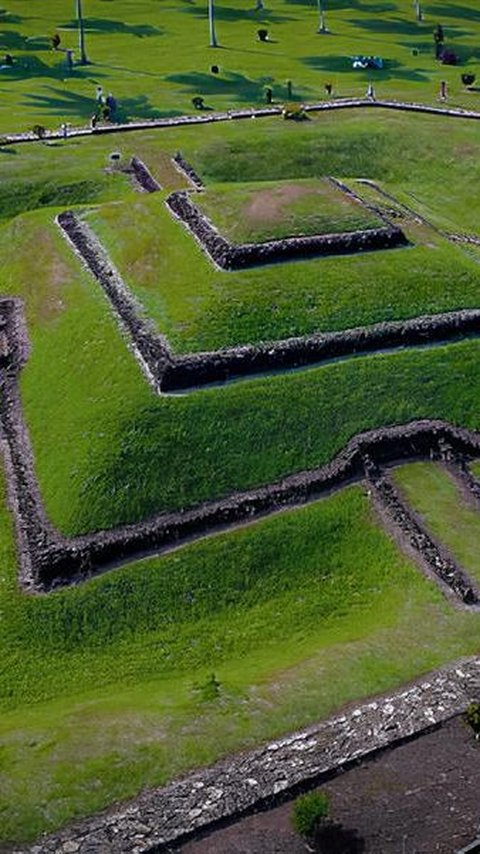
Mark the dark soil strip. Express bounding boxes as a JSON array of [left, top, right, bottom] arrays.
[[165, 189, 407, 271], [16, 657, 480, 853], [57, 211, 480, 393]]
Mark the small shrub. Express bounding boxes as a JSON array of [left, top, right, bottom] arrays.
[[291, 791, 330, 841], [282, 103, 308, 121], [465, 701, 480, 738], [192, 96, 205, 110], [193, 673, 221, 702], [32, 125, 46, 140]]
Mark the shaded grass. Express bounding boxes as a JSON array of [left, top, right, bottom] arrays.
[[393, 461, 480, 584]]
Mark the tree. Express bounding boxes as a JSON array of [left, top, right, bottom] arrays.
[[208, 0, 218, 47], [317, 0, 328, 33], [76, 0, 89, 64]]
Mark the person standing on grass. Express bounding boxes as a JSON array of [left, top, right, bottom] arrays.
[[366, 81, 375, 100], [440, 80, 447, 101]]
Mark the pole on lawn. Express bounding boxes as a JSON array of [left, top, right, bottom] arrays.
[[208, 0, 218, 47], [317, 0, 328, 33], [76, 0, 89, 64]]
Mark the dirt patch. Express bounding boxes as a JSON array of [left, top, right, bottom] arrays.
[[245, 183, 316, 225], [179, 716, 480, 854]]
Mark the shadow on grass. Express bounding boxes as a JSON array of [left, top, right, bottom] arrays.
[[166, 70, 312, 103], [180, 4, 296, 23], [22, 87, 180, 123], [59, 18, 163, 37], [0, 53, 108, 83], [285, 0, 395, 8], [0, 10, 24, 25], [429, 3, 480, 22], [0, 30, 51, 52], [349, 17, 470, 38], [302, 55, 430, 82]]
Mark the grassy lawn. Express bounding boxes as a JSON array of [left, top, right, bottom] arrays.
[[0, 0, 479, 134], [2, 476, 480, 842], [194, 177, 382, 242], [393, 462, 480, 585]]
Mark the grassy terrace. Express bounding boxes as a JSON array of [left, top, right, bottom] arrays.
[[2, 480, 480, 841], [393, 462, 480, 586], [194, 178, 382, 242]]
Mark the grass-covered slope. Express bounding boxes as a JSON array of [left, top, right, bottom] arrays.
[[2, 479, 480, 842], [1, 91, 480, 846]]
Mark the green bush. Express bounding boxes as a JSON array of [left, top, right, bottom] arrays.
[[291, 791, 330, 840], [465, 701, 480, 737]]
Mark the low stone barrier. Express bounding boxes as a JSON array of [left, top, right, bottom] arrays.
[[365, 455, 478, 604], [3, 99, 480, 147], [166, 189, 407, 271], [129, 156, 162, 193], [16, 657, 480, 853], [172, 153, 205, 190]]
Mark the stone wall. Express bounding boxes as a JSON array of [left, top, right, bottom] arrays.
[[3, 99, 480, 147], [166, 189, 407, 271], [15, 657, 480, 853]]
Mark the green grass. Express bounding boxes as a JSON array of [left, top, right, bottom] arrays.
[[0, 0, 479, 135], [0, 29, 480, 844], [194, 177, 382, 243], [393, 462, 480, 585], [2, 475, 480, 842], [0, 206, 479, 539]]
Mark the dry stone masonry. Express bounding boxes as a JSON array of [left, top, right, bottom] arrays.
[[16, 657, 480, 853]]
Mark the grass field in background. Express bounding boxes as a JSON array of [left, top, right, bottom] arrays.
[[0, 0, 479, 134]]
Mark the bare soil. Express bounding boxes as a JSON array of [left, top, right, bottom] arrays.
[[245, 183, 315, 225], [179, 716, 480, 854]]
